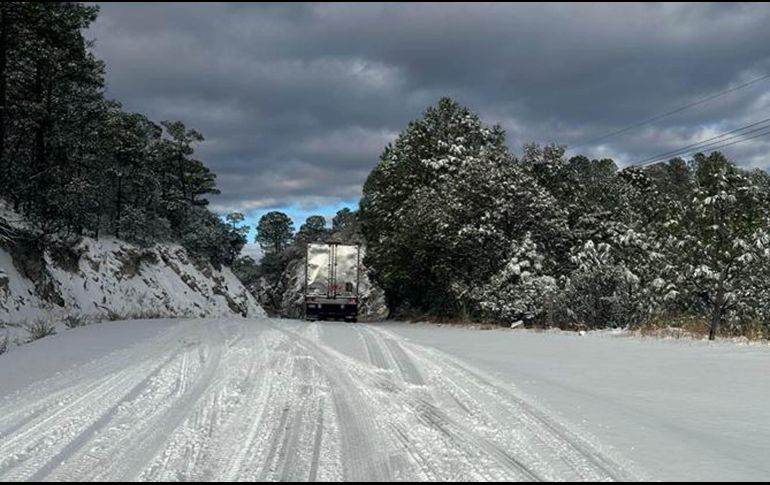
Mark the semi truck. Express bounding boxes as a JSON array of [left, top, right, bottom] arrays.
[[304, 242, 361, 322]]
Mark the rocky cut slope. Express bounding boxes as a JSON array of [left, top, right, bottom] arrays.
[[0, 206, 264, 343]]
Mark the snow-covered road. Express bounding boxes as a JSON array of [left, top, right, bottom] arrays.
[[0, 318, 641, 481]]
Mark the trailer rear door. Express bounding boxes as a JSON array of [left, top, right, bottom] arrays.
[[305, 243, 360, 299], [333, 244, 360, 298], [306, 243, 331, 297]]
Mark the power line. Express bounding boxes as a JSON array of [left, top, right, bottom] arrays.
[[632, 117, 770, 166], [698, 128, 770, 154], [571, 73, 770, 149], [636, 126, 770, 168]]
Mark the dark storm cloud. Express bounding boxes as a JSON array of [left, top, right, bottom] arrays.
[[88, 2, 770, 213]]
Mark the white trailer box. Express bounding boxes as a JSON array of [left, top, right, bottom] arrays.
[[304, 243, 361, 321]]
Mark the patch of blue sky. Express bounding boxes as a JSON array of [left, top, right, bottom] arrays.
[[241, 198, 359, 241]]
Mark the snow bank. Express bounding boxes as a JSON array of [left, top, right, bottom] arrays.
[[0, 236, 264, 345]]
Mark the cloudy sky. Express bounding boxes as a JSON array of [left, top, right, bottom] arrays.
[[88, 2, 770, 234]]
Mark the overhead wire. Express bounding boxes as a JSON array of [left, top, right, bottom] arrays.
[[632, 118, 770, 166], [570, 73, 770, 150]]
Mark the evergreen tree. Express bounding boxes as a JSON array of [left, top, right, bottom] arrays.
[[332, 208, 356, 231], [226, 212, 250, 239], [554, 241, 641, 329], [296, 215, 327, 243], [665, 152, 770, 339], [479, 233, 557, 325], [256, 211, 294, 254], [158, 120, 219, 207]]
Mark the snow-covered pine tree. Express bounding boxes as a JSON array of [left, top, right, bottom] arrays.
[[360, 98, 564, 316], [553, 240, 647, 329], [478, 233, 557, 325], [664, 153, 770, 339]]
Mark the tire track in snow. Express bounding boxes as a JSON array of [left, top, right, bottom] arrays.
[[307, 398, 326, 482], [26, 349, 185, 482], [441, 355, 633, 481], [139, 329, 279, 481], [246, 339, 339, 482], [367, 326, 638, 481], [413, 398, 543, 481], [353, 327, 542, 480], [359, 326, 391, 370], [382, 336, 425, 385], [0, 319, 641, 481], [0, 323, 196, 480], [0, 325, 187, 436], [308, 323, 547, 480], [2, 322, 219, 482], [34, 345, 205, 481], [271, 322, 391, 482], [220, 337, 297, 480], [0, 350, 182, 481], [358, 325, 424, 385], [277, 356, 327, 482], [290, 322, 513, 481], [0, 373, 119, 439], [109, 333, 225, 481], [431, 351, 624, 480], [203, 333, 298, 482]]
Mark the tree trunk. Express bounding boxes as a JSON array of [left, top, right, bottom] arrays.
[[33, 61, 46, 201], [177, 148, 188, 202], [115, 174, 123, 238], [709, 278, 725, 341]]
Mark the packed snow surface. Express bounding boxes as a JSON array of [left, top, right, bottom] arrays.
[[1, 319, 766, 481], [385, 323, 770, 482]]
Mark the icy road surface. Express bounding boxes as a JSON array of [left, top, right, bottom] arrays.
[[0, 318, 643, 482]]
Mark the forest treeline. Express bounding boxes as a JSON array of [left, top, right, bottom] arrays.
[[358, 98, 770, 339]]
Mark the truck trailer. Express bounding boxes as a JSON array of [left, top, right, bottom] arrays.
[[304, 242, 361, 322]]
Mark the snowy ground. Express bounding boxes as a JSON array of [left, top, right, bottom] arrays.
[[383, 323, 770, 482], [0, 319, 766, 481]]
